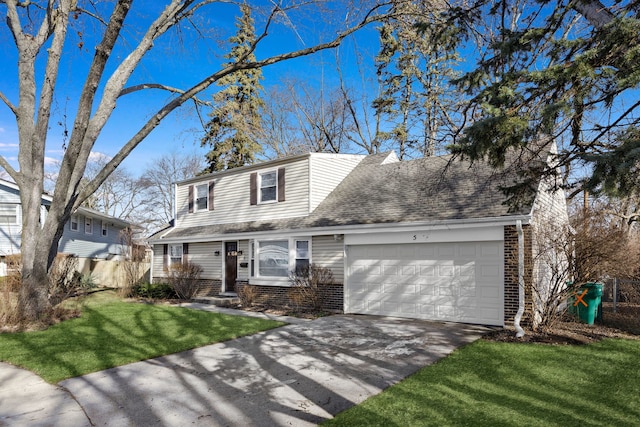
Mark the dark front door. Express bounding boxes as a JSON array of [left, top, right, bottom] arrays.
[[225, 242, 238, 293]]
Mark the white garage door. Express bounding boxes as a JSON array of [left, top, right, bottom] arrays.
[[345, 241, 504, 326]]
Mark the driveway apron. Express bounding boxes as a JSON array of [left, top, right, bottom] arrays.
[[58, 315, 489, 426]]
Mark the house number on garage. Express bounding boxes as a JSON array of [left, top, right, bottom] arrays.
[[412, 234, 430, 241]]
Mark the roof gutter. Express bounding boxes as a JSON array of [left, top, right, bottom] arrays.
[[514, 220, 526, 338], [149, 215, 532, 244]]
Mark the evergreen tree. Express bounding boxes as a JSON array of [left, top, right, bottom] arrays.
[[446, 0, 640, 197], [201, 3, 264, 172], [373, 3, 461, 159]]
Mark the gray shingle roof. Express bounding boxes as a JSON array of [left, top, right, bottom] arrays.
[[158, 151, 537, 240]]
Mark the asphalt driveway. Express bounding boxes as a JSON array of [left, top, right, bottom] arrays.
[[1, 309, 490, 426]]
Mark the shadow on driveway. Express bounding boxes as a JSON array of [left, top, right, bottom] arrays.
[[60, 315, 490, 426]]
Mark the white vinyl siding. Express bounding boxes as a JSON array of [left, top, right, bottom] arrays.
[[152, 245, 165, 278], [311, 235, 344, 283], [175, 158, 310, 228], [184, 242, 222, 279], [309, 155, 365, 212], [237, 240, 250, 280]]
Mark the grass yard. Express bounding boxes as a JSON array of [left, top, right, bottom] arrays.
[[0, 292, 284, 383], [326, 338, 640, 426]]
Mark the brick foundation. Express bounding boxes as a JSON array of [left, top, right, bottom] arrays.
[[237, 281, 344, 312], [152, 277, 222, 297]]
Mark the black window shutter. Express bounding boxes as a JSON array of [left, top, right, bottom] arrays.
[[183, 243, 189, 265], [208, 181, 215, 211], [277, 168, 285, 202], [188, 185, 194, 213], [250, 172, 257, 205]]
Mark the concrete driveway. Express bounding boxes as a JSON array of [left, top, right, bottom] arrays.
[[1, 309, 490, 426]]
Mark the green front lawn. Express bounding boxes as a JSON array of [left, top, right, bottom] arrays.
[[327, 338, 640, 426], [0, 292, 284, 383]]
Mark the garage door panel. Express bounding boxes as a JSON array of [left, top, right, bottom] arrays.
[[458, 243, 477, 257], [346, 242, 504, 326], [438, 244, 455, 257], [419, 265, 436, 277], [418, 283, 436, 296], [419, 304, 436, 317]]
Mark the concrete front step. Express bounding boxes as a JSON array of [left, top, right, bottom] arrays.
[[192, 296, 240, 307]]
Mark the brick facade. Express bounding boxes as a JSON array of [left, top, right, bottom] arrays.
[[503, 224, 534, 326], [237, 281, 344, 312]]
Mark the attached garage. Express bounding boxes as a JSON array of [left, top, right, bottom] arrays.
[[345, 240, 504, 326]]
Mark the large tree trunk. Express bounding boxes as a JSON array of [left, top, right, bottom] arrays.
[[16, 185, 66, 320], [17, 257, 51, 322]]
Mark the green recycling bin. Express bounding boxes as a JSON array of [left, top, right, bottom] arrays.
[[571, 282, 603, 325]]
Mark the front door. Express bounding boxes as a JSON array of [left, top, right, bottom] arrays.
[[225, 242, 238, 293]]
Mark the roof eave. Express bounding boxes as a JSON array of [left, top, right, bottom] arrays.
[[149, 214, 533, 244]]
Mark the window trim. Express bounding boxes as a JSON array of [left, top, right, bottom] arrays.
[[0, 204, 19, 225], [258, 170, 277, 204], [169, 244, 183, 267], [195, 183, 208, 211], [250, 237, 312, 285], [84, 216, 93, 234], [70, 214, 79, 232]]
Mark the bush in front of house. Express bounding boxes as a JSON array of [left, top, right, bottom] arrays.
[[238, 284, 258, 308], [132, 282, 177, 300], [289, 264, 334, 313], [167, 261, 203, 300]]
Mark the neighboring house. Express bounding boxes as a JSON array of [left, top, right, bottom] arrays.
[[0, 179, 132, 279], [149, 150, 568, 327]]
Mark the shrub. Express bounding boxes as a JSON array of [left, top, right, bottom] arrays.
[[167, 261, 203, 300], [5, 254, 21, 292], [132, 282, 177, 299], [238, 285, 258, 308], [118, 227, 149, 296], [0, 278, 19, 328], [288, 264, 334, 312]]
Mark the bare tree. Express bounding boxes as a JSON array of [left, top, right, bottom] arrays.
[[82, 155, 152, 223], [0, 0, 394, 320], [261, 79, 354, 157]]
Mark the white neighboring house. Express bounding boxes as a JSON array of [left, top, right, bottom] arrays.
[[0, 179, 132, 280]]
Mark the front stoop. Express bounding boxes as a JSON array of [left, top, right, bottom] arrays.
[[192, 295, 240, 307]]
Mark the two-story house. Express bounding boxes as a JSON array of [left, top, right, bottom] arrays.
[[149, 150, 569, 327], [0, 179, 133, 281]]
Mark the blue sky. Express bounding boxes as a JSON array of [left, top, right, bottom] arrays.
[[0, 1, 382, 177]]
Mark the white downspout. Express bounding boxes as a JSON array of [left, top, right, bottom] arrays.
[[514, 220, 526, 338]]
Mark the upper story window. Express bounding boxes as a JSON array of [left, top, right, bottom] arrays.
[[85, 217, 93, 234], [260, 171, 277, 203], [188, 182, 214, 213], [70, 214, 79, 231], [196, 183, 208, 211], [101, 221, 108, 237], [0, 204, 18, 225], [250, 168, 285, 205]]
